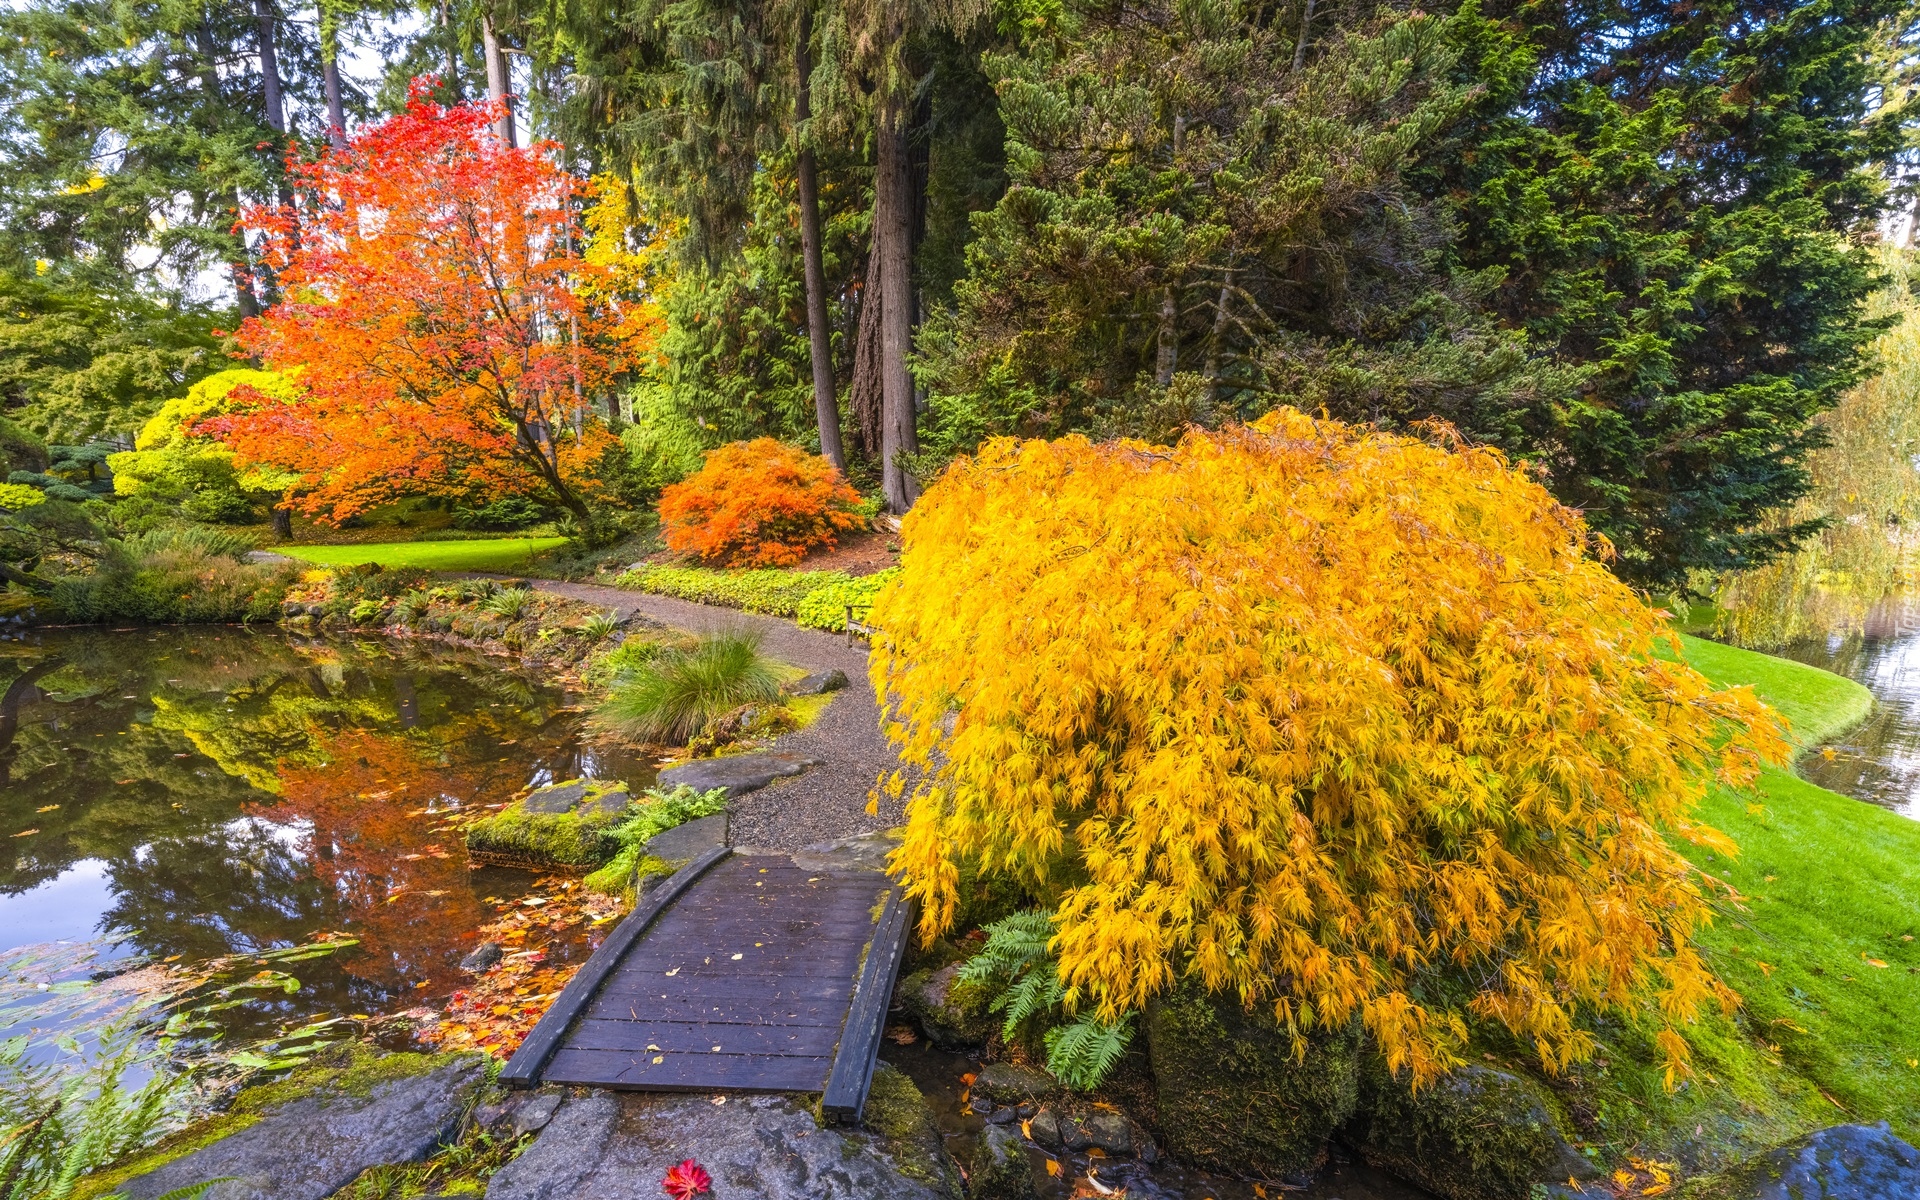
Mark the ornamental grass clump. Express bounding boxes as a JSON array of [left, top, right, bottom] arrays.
[[594, 629, 783, 744], [657, 438, 867, 567], [873, 409, 1788, 1090]]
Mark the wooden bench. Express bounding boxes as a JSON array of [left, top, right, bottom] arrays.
[[845, 604, 877, 647]]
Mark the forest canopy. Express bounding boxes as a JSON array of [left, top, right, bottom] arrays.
[[0, 0, 1913, 585]]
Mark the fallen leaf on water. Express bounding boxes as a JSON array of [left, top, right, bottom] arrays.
[[11, 829, 38, 837], [35, 805, 59, 813], [885, 1026, 918, 1045], [1044, 1159, 1060, 1177]]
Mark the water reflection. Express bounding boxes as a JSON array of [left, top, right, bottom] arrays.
[[1775, 594, 1920, 818], [0, 627, 653, 1044]]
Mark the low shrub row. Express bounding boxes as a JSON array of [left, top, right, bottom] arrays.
[[613, 564, 899, 634]]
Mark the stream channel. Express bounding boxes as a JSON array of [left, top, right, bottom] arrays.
[[29, 610, 1920, 1199]]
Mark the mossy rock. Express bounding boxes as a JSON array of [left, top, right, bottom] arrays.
[[1348, 1059, 1599, 1200], [464, 778, 631, 869], [898, 963, 998, 1050], [862, 1064, 966, 1196], [1144, 976, 1360, 1181]]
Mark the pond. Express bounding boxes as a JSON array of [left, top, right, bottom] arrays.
[[0, 626, 654, 1052], [1773, 594, 1920, 818]]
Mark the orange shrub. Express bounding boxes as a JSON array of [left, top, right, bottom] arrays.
[[658, 438, 867, 567]]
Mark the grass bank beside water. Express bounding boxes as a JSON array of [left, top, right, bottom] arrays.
[[1547, 634, 1916, 1182], [1674, 636, 1919, 1136]]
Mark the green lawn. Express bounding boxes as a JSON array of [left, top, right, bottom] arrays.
[[274, 537, 569, 572], [1674, 635, 1920, 1138]]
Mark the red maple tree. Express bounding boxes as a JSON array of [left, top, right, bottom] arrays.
[[205, 81, 639, 524]]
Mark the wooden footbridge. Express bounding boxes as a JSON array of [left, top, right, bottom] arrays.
[[499, 846, 912, 1123]]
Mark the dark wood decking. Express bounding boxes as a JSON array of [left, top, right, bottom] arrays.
[[500, 848, 910, 1122]]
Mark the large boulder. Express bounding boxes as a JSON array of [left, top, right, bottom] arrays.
[[1348, 1061, 1598, 1200], [1144, 977, 1361, 1182], [1689, 1123, 1920, 1199], [106, 1051, 484, 1200]]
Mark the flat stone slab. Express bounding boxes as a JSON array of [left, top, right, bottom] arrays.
[[118, 1057, 484, 1200], [1709, 1122, 1920, 1199], [484, 1085, 958, 1200], [791, 829, 902, 874], [521, 778, 630, 816], [786, 669, 849, 696], [641, 812, 729, 861], [658, 751, 819, 798]]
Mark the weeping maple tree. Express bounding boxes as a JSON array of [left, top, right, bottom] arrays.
[[873, 410, 1788, 1088], [206, 81, 637, 527]]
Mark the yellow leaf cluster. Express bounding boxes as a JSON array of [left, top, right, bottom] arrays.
[[873, 410, 1786, 1087]]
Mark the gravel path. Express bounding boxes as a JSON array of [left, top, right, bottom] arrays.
[[508, 577, 907, 849]]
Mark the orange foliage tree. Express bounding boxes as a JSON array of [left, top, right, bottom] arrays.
[[203, 82, 649, 525], [873, 410, 1787, 1088], [658, 438, 866, 567]]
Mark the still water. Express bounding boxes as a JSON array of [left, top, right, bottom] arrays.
[[0, 627, 653, 1047], [1773, 595, 1920, 817]]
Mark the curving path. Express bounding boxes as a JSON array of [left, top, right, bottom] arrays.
[[514, 578, 907, 849]]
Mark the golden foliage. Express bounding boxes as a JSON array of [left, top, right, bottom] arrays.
[[874, 410, 1786, 1087]]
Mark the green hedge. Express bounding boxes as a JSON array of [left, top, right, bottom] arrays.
[[613, 564, 900, 632]]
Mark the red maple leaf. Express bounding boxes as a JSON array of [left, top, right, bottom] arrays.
[[662, 1159, 711, 1199]]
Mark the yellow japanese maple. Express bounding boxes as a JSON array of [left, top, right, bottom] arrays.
[[873, 410, 1786, 1087]]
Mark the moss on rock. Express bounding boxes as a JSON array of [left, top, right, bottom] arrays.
[[862, 1065, 964, 1197], [1144, 976, 1360, 1180], [464, 778, 632, 869], [898, 963, 998, 1050], [1349, 1060, 1598, 1200]]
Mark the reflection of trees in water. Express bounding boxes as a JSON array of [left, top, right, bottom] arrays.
[[1, 627, 641, 1029]]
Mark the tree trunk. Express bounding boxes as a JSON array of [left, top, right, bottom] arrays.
[[849, 254, 884, 456], [440, 0, 461, 98], [482, 11, 516, 147], [795, 6, 843, 470], [230, 260, 262, 320], [320, 0, 348, 150], [271, 505, 293, 538], [1155, 284, 1178, 386], [1205, 265, 1233, 398], [253, 0, 293, 301], [1292, 0, 1316, 71], [875, 97, 918, 514]]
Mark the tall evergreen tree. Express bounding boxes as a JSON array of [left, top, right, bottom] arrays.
[[917, 0, 1564, 460], [1426, 0, 1919, 589]]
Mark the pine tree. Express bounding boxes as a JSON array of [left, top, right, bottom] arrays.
[[916, 0, 1560, 463], [1425, 0, 1918, 590]]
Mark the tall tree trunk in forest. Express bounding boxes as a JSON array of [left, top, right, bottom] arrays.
[[849, 257, 884, 456], [875, 95, 918, 513], [253, 0, 293, 301], [320, 0, 347, 150], [1292, 0, 1316, 71], [195, 23, 261, 316], [794, 4, 844, 470], [1155, 284, 1178, 385], [440, 0, 461, 98], [482, 11, 516, 146]]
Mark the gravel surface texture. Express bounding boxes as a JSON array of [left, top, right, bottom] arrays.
[[507, 577, 906, 849]]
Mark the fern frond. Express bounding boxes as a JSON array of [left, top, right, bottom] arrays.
[[1044, 1013, 1135, 1091]]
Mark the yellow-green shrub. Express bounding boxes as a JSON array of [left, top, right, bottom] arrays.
[[874, 410, 1785, 1089]]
